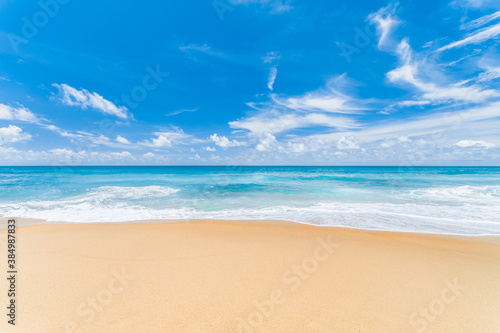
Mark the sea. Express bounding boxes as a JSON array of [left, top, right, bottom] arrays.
[[0, 166, 499, 235]]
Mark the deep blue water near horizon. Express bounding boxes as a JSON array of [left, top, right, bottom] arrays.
[[0, 166, 499, 235]]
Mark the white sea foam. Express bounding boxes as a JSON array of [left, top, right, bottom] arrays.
[[405, 185, 500, 203], [87, 186, 180, 199], [1, 185, 500, 235]]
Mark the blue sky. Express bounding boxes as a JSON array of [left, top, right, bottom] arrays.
[[1, 0, 500, 165]]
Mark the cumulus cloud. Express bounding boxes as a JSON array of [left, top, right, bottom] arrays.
[[0, 104, 39, 123], [52, 83, 130, 119], [0, 125, 32, 144], [116, 135, 131, 145], [209, 133, 244, 148], [455, 139, 496, 148], [141, 129, 190, 148], [337, 136, 360, 150], [255, 133, 278, 151]]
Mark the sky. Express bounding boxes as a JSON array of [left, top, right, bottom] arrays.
[[0, 0, 500, 166]]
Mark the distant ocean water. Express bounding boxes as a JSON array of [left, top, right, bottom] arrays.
[[0, 166, 499, 235]]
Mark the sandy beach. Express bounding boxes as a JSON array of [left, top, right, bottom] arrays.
[[1, 219, 500, 333]]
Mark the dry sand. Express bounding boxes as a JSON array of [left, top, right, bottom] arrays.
[[1, 219, 500, 332]]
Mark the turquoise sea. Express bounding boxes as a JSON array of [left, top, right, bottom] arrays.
[[0, 166, 499, 235]]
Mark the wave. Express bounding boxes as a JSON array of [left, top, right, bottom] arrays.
[[1, 200, 500, 235], [85, 186, 180, 199], [404, 185, 500, 204], [1, 184, 500, 235]]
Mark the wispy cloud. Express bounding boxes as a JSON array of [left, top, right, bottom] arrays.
[[263, 51, 281, 91], [270, 75, 365, 114], [368, 3, 401, 49], [230, 112, 358, 137], [52, 83, 130, 119], [267, 66, 278, 91], [460, 11, 500, 30], [230, 0, 293, 14], [437, 22, 500, 52], [165, 108, 199, 117], [452, 0, 500, 9], [387, 38, 498, 104], [179, 44, 226, 59]]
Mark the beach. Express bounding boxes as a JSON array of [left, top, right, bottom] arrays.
[[1, 219, 499, 332]]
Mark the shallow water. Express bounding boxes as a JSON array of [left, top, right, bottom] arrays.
[[0, 166, 499, 235]]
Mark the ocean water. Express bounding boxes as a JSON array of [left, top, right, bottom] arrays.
[[0, 166, 499, 235]]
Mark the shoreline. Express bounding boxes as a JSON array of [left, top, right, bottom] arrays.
[[2, 216, 500, 240], [1, 218, 500, 332]]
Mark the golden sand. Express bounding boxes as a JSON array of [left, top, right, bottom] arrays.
[[1, 219, 500, 332]]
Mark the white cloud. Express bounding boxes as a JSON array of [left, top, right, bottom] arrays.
[[0, 104, 39, 123], [437, 22, 500, 52], [301, 101, 500, 148], [453, 0, 500, 9], [263, 51, 280, 91], [368, 3, 400, 48], [387, 39, 498, 104], [455, 139, 496, 148], [230, 112, 358, 137], [109, 151, 133, 159], [337, 136, 360, 150], [477, 65, 500, 82], [53, 83, 129, 119], [209, 133, 244, 148], [0, 146, 180, 165], [393, 100, 432, 107], [268, 66, 278, 91], [116, 135, 130, 144], [460, 11, 500, 30], [165, 108, 199, 117], [271, 75, 363, 114], [204, 146, 217, 152], [263, 51, 280, 64], [179, 44, 225, 58], [141, 129, 190, 148], [0, 125, 32, 144], [255, 133, 278, 151], [230, 0, 292, 14]]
